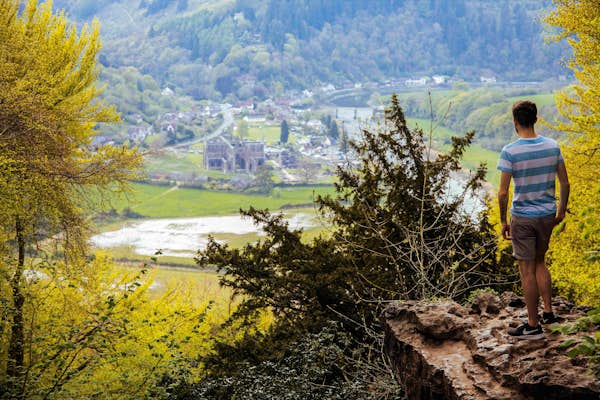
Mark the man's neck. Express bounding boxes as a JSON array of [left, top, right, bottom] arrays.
[[517, 127, 537, 139]]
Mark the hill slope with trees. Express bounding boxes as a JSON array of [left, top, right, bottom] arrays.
[[54, 0, 570, 101]]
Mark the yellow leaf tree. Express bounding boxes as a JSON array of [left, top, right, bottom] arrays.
[[545, 0, 600, 305], [8, 253, 225, 399], [0, 0, 141, 394]]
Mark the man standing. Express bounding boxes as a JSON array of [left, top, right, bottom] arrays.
[[497, 100, 570, 339]]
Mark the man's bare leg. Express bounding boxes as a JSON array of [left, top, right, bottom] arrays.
[[519, 260, 540, 327], [536, 260, 553, 313]]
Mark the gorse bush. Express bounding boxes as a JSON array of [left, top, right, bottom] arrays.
[[545, 0, 600, 307], [0, 0, 141, 396]]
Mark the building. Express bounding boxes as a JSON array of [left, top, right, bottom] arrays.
[[405, 77, 428, 86], [204, 134, 265, 173], [432, 75, 446, 85], [280, 148, 298, 168], [480, 76, 497, 84], [244, 114, 267, 123], [404, 76, 429, 86]]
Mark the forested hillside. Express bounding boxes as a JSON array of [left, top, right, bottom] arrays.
[[394, 88, 559, 151], [53, 0, 569, 101]]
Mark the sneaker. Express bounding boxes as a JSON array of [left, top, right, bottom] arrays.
[[540, 312, 565, 325], [508, 323, 544, 339]]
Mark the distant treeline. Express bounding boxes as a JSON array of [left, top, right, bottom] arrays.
[[54, 0, 570, 101], [154, 0, 568, 99]]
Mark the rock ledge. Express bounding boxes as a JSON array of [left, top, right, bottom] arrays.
[[382, 292, 600, 400]]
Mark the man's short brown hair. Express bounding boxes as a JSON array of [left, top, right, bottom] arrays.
[[512, 100, 537, 127]]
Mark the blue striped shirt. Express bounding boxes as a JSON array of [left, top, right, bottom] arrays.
[[497, 136, 564, 218]]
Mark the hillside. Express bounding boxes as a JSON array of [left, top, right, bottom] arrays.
[[53, 0, 570, 101]]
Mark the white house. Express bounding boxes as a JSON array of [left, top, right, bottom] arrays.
[[161, 87, 174, 96], [405, 77, 428, 86], [244, 114, 267, 123], [480, 76, 497, 84], [320, 84, 336, 93], [432, 75, 446, 85]]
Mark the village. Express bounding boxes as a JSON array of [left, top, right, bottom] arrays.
[[97, 72, 524, 188]]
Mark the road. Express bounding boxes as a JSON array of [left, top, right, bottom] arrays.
[[168, 107, 234, 150]]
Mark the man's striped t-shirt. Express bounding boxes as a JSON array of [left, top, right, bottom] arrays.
[[497, 136, 564, 218]]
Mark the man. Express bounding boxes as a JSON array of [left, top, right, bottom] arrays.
[[497, 100, 570, 339]]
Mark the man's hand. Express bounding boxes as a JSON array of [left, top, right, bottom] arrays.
[[555, 211, 566, 226], [501, 222, 511, 240], [556, 162, 570, 226], [498, 171, 512, 240]]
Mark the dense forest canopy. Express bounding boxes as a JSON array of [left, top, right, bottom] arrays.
[[51, 0, 570, 101]]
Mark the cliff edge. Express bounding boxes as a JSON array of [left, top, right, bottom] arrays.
[[382, 292, 600, 400]]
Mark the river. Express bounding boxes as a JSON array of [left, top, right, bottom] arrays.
[[91, 212, 317, 258]]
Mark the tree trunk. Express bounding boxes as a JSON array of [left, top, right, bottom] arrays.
[[6, 217, 26, 393]]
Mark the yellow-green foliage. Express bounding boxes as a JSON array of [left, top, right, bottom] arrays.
[[0, 1, 146, 396], [545, 0, 600, 306], [0, 0, 142, 242], [0, 253, 254, 399]]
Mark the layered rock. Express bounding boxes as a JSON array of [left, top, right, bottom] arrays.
[[382, 292, 600, 400]]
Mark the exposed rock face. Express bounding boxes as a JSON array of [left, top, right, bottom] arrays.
[[382, 292, 600, 400]]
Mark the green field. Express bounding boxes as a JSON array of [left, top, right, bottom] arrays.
[[100, 245, 199, 267], [407, 117, 458, 140], [407, 118, 501, 187], [392, 89, 460, 103], [459, 145, 502, 187], [144, 151, 203, 176], [115, 262, 227, 302], [247, 123, 296, 144], [393, 90, 556, 108], [99, 182, 336, 218]]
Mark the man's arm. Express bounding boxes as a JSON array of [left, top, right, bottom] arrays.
[[556, 162, 570, 225], [498, 171, 512, 240]]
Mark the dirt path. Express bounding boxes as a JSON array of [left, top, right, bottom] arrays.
[[137, 183, 180, 208]]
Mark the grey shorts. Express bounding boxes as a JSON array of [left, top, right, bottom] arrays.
[[510, 214, 556, 261]]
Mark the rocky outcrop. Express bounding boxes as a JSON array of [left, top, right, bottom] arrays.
[[382, 292, 600, 400]]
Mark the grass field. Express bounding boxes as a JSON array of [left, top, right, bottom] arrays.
[[144, 151, 203, 176], [149, 266, 223, 297], [142, 184, 332, 217], [407, 117, 458, 140], [115, 262, 228, 302], [98, 245, 199, 267], [247, 123, 296, 144], [407, 118, 501, 187], [92, 182, 337, 268], [383, 89, 460, 104], [98, 183, 336, 218], [458, 144, 502, 187]]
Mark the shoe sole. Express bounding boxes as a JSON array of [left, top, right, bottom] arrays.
[[541, 320, 565, 325], [512, 333, 544, 340]]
